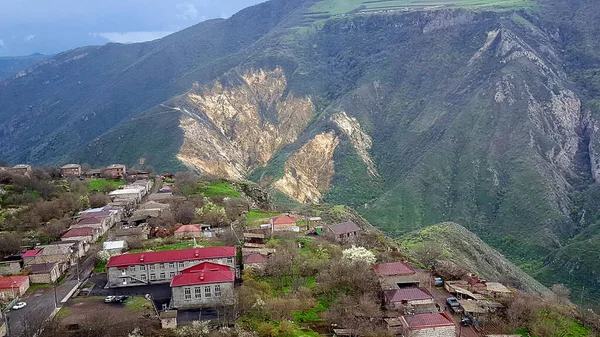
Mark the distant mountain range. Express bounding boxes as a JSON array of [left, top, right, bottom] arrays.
[[2, 0, 600, 306], [0, 54, 50, 80]]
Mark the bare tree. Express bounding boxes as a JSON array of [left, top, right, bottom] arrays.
[[551, 284, 572, 305], [89, 194, 110, 208], [174, 202, 196, 224], [0, 232, 22, 257]]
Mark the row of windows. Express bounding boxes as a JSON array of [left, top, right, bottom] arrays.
[[126, 258, 234, 272], [183, 285, 222, 300]]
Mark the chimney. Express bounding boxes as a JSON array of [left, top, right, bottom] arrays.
[[199, 272, 204, 281], [195, 250, 199, 257], [140, 255, 144, 262]]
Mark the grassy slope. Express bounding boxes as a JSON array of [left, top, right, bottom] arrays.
[[402, 222, 554, 298]]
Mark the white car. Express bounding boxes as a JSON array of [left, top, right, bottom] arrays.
[[12, 302, 27, 310], [104, 296, 116, 303]]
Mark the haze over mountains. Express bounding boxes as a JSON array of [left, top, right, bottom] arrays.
[[2, 0, 600, 306]]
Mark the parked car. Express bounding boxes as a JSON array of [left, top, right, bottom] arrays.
[[105, 295, 129, 303], [104, 296, 117, 303], [12, 302, 27, 310], [446, 297, 463, 313], [434, 277, 444, 286]]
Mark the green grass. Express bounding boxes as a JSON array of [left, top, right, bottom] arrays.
[[56, 307, 71, 318], [125, 296, 151, 312], [94, 260, 107, 273], [292, 296, 329, 323], [200, 181, 240, 198], [307, 0, 536, 16], [128, 240, 224, 254], [88, 179, 125, 193], [245, 210, 281, 226], [27, 283, 53, 292]]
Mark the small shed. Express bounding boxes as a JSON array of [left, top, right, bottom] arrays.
[[103, 241, 127, 255], [160, 310, 178, 329]]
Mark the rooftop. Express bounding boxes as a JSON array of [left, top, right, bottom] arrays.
[[243, 253, 268, 265], [103, 241, 126, 250], [61, 164, 81, 169], [170, 262, 234, 287], [106, 164, 126, 169], [23, 249, 42, 257], [271, 215, 296, 225], [106, 247, 236, 268], [402, 312, 455, 329], [373, 261, 415, 276], [62, 227, 95, 238], [0, 276, 29, 289], [76, 217, 105, 225], [175, 225, 202, 233], [328, 221, 360, 235], [384, 287, 433, 302], [26, 263, 57, 274]]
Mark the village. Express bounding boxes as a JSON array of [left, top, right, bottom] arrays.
[[0, 164, 595, 337]]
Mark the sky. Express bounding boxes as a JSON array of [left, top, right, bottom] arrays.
[[0, 0, 266, 57]]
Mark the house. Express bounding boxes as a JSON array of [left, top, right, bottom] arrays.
[[383, 287, 435, 310], [22, 249, 42, 265], [242, 253, 268, 270], [105, 164, 127, 178], [106, 247, 236, 288], [399, 312, 456, 337], [160, 311, 178, 329], [0, 260, 22, 276], [373, 261, 420, 290], [0, 276, 30, 299], [26, 242, 84, 272], [174, 225, 204, 239], [61, 227, 101, 243], [26, 263, 61, 284], [111, 226, 150, 242], [270, 215, 297, 232], [327, 221, 360, 243], [71, 216, 111, 235], [103, 241, 128, 255], [86, 169, 104, 178], [8, 164, 32, 176], [81, 207, 123, 223], [60, 164, 82, 177], [108, 188, 143, 203], [170, 262, 235, 309], [243, 232, 266, 247]]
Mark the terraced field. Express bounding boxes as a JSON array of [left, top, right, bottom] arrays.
[[303, 0, 535, 24]]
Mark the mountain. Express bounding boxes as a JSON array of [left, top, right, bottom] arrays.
[[2, 0, 600, 305], [0, 54, 49, 80]]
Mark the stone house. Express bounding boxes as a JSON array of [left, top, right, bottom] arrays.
[[399, 312, 456, 337], [26, 263, 61, 284], [170, 262, 235, 309], [327, 221, 360, 243], [242, 253, 268, 270], [22, 249, 43, 265], [61, 227, 101, 243], [383, 287, 435, 310], [0, 276, 30, 299], [111, 226, 150, 242], [270, 215, 297, 232], [71, 216, 111, 235], [373, 261, 420, 290], [60, 164, 82, 177], [8, 164, 32, 176], [0, 260, 22, 276], [106, 247, 236, 288], [105, 164, 127, 178]]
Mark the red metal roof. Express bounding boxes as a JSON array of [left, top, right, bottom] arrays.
[[0, 276, 29, 290], [384, 287, 433, 302], [175, 225, 201, 233], [77, 217, 105, 225], [373, 261, 415, 276], [22, 249, 42, 257], [170, 262, 234, 287], [402, 312, 455, 329], [243, 253, 268, 264], [106, 247, 236, 268], [271, 216, 296, 225], [62, 227, 95, 238]]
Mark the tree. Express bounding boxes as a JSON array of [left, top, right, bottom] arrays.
[[413, 243, 444, 268], [0, 232, 22, 257], [342, 246, 376, 265], [175, 321, 210, 337], [89, 194, 110, 208], [551, 284, 571, 305], [174, 202, 196, 224], [174, 172, 200, 196]]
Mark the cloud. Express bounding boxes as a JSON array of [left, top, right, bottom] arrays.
[[176, 3, 199, 21], [92, 31, 173, 44], [24, 34, 36, 41]]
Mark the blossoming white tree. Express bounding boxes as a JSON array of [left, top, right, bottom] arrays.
[[342, 246, 376, 265]]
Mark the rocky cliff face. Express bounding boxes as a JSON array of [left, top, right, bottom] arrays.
[[274, 132, 340, 203], [175, 67, 315, 180]]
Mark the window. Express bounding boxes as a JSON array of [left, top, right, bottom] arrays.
[[227, 258, 233, 264], [169, 272, 175, 278], [194, 287, 201, 299], [149, 264, 155, 271], [150, 273, 156, 280], [178, 262, 184, 269], [140, 265, 146, 271], [160, 263, 165, 269], [169, 263, 175, 269], [204, 286, 211, 298], [160, 272, 166, 279], [214, 285, 222, 297], [184, 288, 191, 300], [129, 266, 135, 272], [140, 274, 147, 281]]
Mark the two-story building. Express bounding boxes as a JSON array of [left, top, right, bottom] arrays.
[[60, 164, 82, 177], [105, 164, 127, 178], [106, 247, 236, 288], [170, 262, 234, 309]]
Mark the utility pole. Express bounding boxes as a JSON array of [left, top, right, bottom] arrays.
[[76, 260, 80, 283], [3, 311, 9, 337], [53, 281, 58, 309]]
